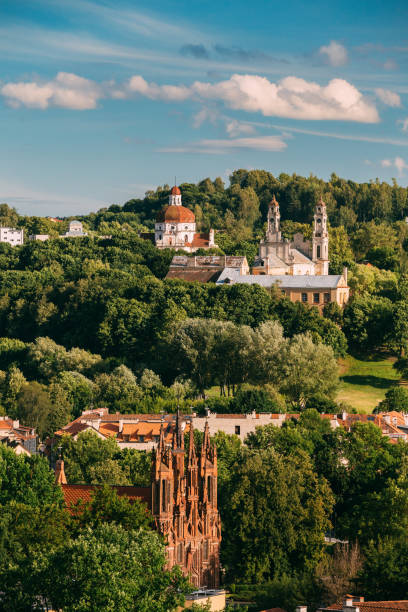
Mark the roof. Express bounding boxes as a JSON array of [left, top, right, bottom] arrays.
[[322, 602, 408, 611], [171, 185, 181, 195], [156, 205, 195, 223], [188, 233, 211, 248], [61, 484, 151, 513], [166, 269, 221, 283], [291, 248, 314, 265], [169, 255, 247, 268], [216, 269, 344, 289]]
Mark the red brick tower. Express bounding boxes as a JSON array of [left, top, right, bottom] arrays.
[[152, 414, 221, 588]]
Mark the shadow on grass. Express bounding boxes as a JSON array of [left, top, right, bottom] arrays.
[[341, 375, 397, 389]]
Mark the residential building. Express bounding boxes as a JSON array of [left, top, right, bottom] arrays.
[[52, 409, 407, 451], [0, 227, 23, 246], [58, 413, 222, 592], [61, 220, 87, 238], [318, 595, 408, 611], [216, 268, 350, 312], [166, 255, 249, 283], [153, 185, 217, 252], [0, 416, 37, 454], [28, 234, 49, 241]]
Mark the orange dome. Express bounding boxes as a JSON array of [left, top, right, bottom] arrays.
[[156, 205, 195, 223], [171, 185, 181, 195]]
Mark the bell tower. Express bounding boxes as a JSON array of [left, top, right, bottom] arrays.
[[312, 196, 329, 275], [169, 185, 182, 206], [266, 194, 281, 239]]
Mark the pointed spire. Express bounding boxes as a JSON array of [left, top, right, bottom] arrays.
[[188, 421, 196, 464], [173, 408, 184, 449], [318, 195, 326, 207], [202, 420, 210, 456], [270, 194, 279, 207], [55, 458, 67, 485]]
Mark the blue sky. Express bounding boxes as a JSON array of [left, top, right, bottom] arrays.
[[1, 0, 408, 215]]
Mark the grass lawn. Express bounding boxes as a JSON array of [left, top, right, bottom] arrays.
[[336, 354, 400, 413]]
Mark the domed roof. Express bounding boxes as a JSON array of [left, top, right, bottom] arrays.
[[156, 205, 195, 223], [171, 185, 181, 195]]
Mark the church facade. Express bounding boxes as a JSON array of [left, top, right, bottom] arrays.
[[58, 413, 221, 590], [155, 186, 217, 252], [254, 195, 329, 275]]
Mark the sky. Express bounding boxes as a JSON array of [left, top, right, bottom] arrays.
[[1, 0, 408, 216]]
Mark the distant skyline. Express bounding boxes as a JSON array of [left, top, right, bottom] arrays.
[[1, 0, 408, 215]]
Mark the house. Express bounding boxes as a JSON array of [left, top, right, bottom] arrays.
[[61, 220, 87, 238], [0, 416, 37, 454], [152, 185, 217, 252], [29, 234, 49, 241], [166, 255, 249, 283], [318, 595, 408, 611], [216, 268, 349, 312], [57, 413, 222, 594], [0, 227, 23, 246]]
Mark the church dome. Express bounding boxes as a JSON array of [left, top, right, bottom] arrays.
[[156, 205, 195, 223], [171, 185, 181, 195]]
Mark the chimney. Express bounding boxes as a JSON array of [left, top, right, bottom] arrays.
[[119, 419, 124, 433], [296, 607, 307, 612], [55, 458, 67, 485], [343, 266, 348, 285]]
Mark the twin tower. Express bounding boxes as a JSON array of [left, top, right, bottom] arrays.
[[152, 413, 221, 589]]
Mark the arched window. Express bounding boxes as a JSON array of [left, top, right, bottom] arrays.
[[207, 476, 211, 502], [159, 234, 162, 240], [317, 245, 321, 258], [184, 234, 188, 243]]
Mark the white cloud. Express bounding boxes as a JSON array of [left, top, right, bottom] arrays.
[[381, 157, 408, 175], [375, 88, 401, 107], [192, 107, 219, 128], [126, 73, 378, 123], [398, 117, 408, 132], [158, 135, 287, 154], [225, 119, 256, 137], [1, 72, 102, 110], [319, 41, 348, 66], [1, 72, 380, 123]]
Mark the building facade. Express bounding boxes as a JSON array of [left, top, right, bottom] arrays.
[[58, 412, 221, 590], [62, 220, 87, 238], [254, 195, 329, 275], [0, 227, 23, 246], [155, 186, 217, 252]]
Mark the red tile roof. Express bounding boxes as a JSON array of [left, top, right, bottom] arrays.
[[156, 205, 195, 223], [322, 602, 408, 611], [61, 484, 151, 514]]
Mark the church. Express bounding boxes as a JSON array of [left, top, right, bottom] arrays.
[[253, 195, 329, 275], [155, 185, 217, 252], [56, 414, 221, 590]]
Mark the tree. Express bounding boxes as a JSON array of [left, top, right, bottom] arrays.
[[279, 334, 339, 405], [60, 430, 127, 484], [221, 446, 334, 583], [0, 445, 63, 507], [45, 524, 189, 612], [375, 386, 408, 413], [15, 381, 54, 438], [316, 543, 363, 606], [74, 485, 152, 532], [357, 537, 408, 601]]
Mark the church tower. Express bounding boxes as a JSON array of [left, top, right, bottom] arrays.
[[266, 194, 281, 239], [169, 185, 182, 206], [312, 196, 329, 275]]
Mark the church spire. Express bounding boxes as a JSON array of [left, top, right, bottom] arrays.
[[173, 408, 184, 450], [267, 194, 280, 235]]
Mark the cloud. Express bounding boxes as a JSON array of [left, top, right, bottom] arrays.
[[225, 119, 256, 137], [125, 73, 378, 122], [192, 107, 219, 128], [383, 59, 398, 71], [1, 72, 102, 109], [398, 117, 408, 132], [381, 157, 408, 175], [375, 88, 401, 107], [213, 45, 289, 64], [319, 41, 348, 66], [180, 44, 209, 59], [158, 135, 287, 154], [1, 72, 380, 123]]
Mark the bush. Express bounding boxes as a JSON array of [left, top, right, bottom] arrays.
[[375, 386, 408, 413]]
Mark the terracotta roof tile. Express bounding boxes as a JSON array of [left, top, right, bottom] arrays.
[[165, 269, 221, 283], [61, 484, 151, 514]]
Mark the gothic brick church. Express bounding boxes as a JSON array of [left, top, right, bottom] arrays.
[[57, 414, 221, 589]]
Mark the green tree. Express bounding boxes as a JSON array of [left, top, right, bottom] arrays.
[[45, 524, 189, 612]]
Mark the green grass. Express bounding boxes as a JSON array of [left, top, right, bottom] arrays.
[[336, 354, 400, 413]]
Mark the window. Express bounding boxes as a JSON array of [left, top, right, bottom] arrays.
[[235, 425, 241, 435], [324, 292, 330, 303], [313, 293, 320, 304], [139, 435, 145, 443], [301, 293, 307, 302], [185, 225, 188, 230], [184, 234, 188, 242], [162, 479, 166, 511], [317, 245, 321, 258], [207, 476, 212, 502], [177, 543, 183, 563], [203, 540, 209, 561], [159, 234, 162, 240]]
